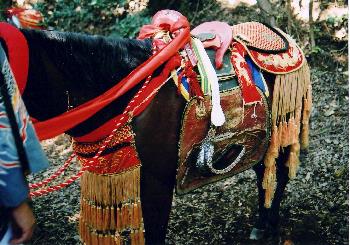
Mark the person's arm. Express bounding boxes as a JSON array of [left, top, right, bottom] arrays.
[[0, 163, 35, 244]]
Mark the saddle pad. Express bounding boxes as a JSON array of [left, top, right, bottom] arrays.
[[244, 30, 305, 74], [232, 23, 305, 74], [232, 22, 288, 53], [199, 49, 239, 94], [176, 87, 270, 194]]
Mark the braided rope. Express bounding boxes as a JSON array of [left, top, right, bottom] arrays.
[[29, 153, 76, 189], [29, 38, 184, 197], [29, 76, 153, 198]]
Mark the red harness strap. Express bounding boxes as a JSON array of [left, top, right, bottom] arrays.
[[0, 22, 29, 94], [33, 24, 190, 140], [0, 16, 190, 141], [230, 42, 261, 105], [75, 55, 182, 142]]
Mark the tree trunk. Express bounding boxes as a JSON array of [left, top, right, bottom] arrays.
[[309, 0, 316, 49], [256, 0, 276, 26], [286, 0, 293, 33]]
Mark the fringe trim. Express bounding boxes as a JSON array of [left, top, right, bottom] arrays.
[[79, 166, 144, 244], [301, 84, 312, 149], [79, 219, 145, 245], [263, 62, 312, 208], [80, 167, 140, 205], [262, 155, 276, 208], [286, 142, 300, 179]]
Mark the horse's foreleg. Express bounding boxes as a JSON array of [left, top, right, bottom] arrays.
[[133, 83, 186, 245], [251, 147, 290, 240], [140, 167, 176, 245]]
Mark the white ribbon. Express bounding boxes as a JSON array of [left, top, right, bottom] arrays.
[[192, 38, 225, 126]]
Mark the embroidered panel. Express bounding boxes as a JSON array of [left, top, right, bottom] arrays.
[[232, 22, 288, 53], [176, 87, 270, 194]]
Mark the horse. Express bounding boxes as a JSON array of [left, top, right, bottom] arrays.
[[0, 10, 311, 245]]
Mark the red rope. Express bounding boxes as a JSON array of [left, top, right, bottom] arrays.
[[29, 113, 130, 197], [29, 72, 153, 197], [29, 153, 76, 189], [29, 20, 189, 197]]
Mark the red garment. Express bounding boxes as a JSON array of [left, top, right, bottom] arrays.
[[6, 8, 45, 30], [0, 22, 29, 94]]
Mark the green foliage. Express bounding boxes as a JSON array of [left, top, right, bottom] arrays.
[[34, 0, 148, 36], [110, 12, 151, 38], [310, 45, 324, 55], [326, 14, 348, 28], [0, 0, 11, 22], [34, 0, 151, 37]]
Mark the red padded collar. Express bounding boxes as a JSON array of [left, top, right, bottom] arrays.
[[0, 22, 29, 94]]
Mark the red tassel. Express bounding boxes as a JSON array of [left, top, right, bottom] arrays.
[[180, 60, 204, 98]]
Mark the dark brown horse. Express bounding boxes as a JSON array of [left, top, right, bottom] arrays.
[[1, 21, 308, 244]]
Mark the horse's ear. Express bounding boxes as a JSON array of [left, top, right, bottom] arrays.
[[0, 22, 29, 94]]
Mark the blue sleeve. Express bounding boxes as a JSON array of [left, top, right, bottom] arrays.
[[0, 119, 47, 207], [0, 165, 29, 207], [0, 43, 49, 207]]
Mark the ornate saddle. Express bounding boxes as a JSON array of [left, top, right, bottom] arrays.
[[176, 20, 311, 203], [192, 21, 305, 74], [176, 34, 271, 194]]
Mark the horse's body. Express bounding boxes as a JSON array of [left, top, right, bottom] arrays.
[[1, 22, 305, 244]]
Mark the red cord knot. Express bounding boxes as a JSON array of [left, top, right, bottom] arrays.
[[177, 60, 204, 98]]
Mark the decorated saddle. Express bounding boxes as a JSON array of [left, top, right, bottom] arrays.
[[176, 20, 311, 200], [175, 41, 271, 194], [192, 21, 305, 75]]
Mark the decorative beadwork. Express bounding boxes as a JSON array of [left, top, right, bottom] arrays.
[[73, 125, 134, 155]]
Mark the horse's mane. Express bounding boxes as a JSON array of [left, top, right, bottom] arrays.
[[22, 29, 153, 94], [20, 29, 153, 135]]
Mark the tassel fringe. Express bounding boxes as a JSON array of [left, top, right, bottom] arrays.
[[263, 62, 312, 207], [80, 167, 140, 206], [286, 142, 301, 179], [301, 84, 312, 149], [79, 166, 144, 244]]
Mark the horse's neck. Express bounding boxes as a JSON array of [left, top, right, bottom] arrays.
[[21, 29, 152, 120]]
